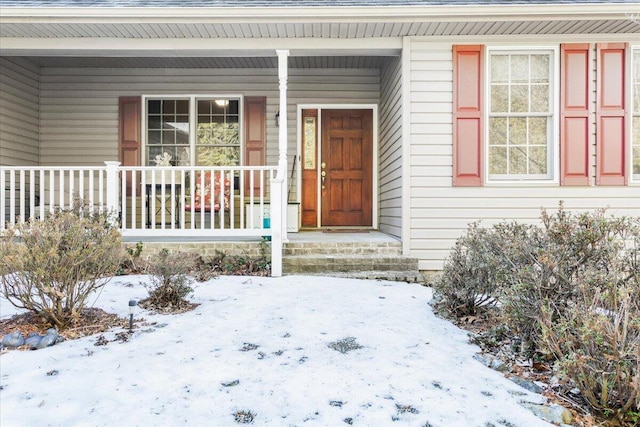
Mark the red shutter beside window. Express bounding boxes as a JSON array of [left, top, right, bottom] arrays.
[[118, 96, 141, 196], [453, 45, 484, 187], [244, 96, 266, 195], [560, 44, 592, 186], [596, 43, 628, 186]]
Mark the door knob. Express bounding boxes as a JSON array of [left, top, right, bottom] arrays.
[[321, 162, 326, 169]]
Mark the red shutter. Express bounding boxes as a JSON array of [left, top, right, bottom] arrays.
[[596, 43, 628, 186], [453, 45, 484, 186], [560, 44, 593, 186], [244, 96, 266, 195], [118, 96, 141, 196]]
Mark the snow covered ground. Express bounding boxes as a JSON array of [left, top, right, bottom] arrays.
[[0, 275, 553, 427]]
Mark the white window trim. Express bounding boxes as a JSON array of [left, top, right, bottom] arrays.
[[484, 46, 560, 185], [141, 94, 244, 166], [631, 47, 640, 184]]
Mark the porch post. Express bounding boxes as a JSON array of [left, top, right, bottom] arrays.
[[104, 161, 121, 225], [269, 49, 290, 278], [277, 49, 289, 242]]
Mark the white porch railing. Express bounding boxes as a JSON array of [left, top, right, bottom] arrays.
[[1, 163, 284, 275]]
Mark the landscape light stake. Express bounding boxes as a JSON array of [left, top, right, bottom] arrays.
[[128, 300, 137, 333]]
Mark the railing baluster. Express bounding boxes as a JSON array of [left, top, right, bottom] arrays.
[[18, 170, 25, 221], [239, 168, 245, 229], [29, 170, 35, 221], [79, 169, 85, 205], [131, 170, 137, 230], [9, 170, 16, 225], [200, 170, 206, 230], [88, 170, 95, 216], [58, 170, 64, 210], [141, 170, 147, 229], [0, 169, 6, 229], [169, 169, 175, 230], [179, 169, 185, 230], [121, 169, 127, 230], [259, 170, 265, 229], [38, 170, 44, 220]]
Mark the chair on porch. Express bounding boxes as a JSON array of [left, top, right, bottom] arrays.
[[184, 171, 231, 228]]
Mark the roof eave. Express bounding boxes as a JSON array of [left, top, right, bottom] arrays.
[[1, 4, 638, 23]]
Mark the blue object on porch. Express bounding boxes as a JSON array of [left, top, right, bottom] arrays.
[[263, 217, 271, 241]]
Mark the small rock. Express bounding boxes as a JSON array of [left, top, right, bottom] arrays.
[[473, 353, 508, 372], [221, 380, 239, 387], [520, 403, 572, 425], [36, 333, 58, 349], [1, 331, 25, 348], [510, 377, 543, 394], [473, 353, 493, 367], [24, 333, 42, 349]]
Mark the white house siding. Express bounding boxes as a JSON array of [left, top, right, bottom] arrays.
[[37, 66, 380, 198], [409, 38, 640, 272], [378, 56, 403, 239], [0, 57, 40, 166]]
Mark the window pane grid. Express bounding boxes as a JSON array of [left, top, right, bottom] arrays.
[[146, 99, 190, 165], [196, 99, 240, 166], [488, 50, 553, 180], [145, 97, 241, 167]]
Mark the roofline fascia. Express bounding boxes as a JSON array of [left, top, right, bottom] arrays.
[[1, 4, 638, 23]]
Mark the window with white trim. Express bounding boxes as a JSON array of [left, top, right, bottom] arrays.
[[487, 49, 555, 181], [633, 49, 640, 180], [145, 97, 241, 166]]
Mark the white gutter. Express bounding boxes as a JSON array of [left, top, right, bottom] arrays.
[[1, 4, 638, 23]]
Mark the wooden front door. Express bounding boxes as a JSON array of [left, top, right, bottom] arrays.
[[320, 109, 373, 226]]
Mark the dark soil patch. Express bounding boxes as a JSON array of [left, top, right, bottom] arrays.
[[137, 298, 199, 314], [0, 307, 129, 343]]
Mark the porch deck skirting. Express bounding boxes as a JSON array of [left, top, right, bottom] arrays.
[[1, 163, 286, 276]]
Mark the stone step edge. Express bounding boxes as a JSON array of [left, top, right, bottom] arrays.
[[282, 254, 417, 260], [291, 271, 425, 283]]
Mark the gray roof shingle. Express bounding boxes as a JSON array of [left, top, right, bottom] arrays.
[[1, 0, 638, 7]]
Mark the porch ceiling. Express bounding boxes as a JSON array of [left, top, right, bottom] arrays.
[[17, 55, 391, 69]]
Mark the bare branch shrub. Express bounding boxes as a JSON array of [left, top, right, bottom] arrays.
[[540, 280, 639, 424], [0, 206, 123, 330], [431, 222, 532, 317], [433, 204, 639, 423], [499, 207, 638, 353], [141, 249, 195, 311]]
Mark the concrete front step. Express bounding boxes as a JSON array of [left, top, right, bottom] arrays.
[[283, 241, 402, 256], [301, 270, 425, 283], [283, 255, 419, 274]]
